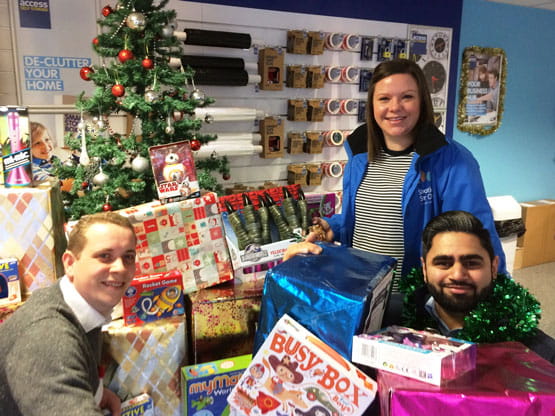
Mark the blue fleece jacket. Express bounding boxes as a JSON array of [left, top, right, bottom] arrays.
[[327, 123, 507, 277]]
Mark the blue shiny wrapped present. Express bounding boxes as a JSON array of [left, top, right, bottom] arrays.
[[253, 242, 396, 359]]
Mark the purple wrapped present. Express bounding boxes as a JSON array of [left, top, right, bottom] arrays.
[[378, 341, 555, 416]]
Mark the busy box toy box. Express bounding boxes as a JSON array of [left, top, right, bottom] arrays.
[[182, 354, 251, 416], [0, 258, 21, 306], [227, 314, 378, 416], [122, 270, 185, 326], [352, 326, 477, 386]]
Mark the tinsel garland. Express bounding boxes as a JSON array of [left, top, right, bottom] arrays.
[[398, 268, 542, 343]]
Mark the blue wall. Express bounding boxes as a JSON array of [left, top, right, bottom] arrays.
[[455, 0, 555, 201]]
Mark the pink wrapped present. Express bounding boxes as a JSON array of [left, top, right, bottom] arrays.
[[377, 341, 555, 416]]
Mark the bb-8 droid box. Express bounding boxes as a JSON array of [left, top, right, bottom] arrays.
[[122, 270, 185, 326]]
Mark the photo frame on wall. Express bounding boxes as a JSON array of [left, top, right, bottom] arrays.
[[457, 46, 506, 135]]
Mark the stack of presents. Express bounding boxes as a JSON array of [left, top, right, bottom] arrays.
[[2, 109, 555, 416]]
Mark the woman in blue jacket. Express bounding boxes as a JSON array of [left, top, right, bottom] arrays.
[[294, 59, 506, 283]]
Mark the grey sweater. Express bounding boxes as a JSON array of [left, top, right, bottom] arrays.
[[0, 281, 104, 415]]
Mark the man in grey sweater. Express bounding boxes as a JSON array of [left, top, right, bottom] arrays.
[[0, 212, 137, 415]]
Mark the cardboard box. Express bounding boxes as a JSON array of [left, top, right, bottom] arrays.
[[287, 99, 307, 121], [103, 393, 154, 416], [287, 132, 304, 154], [303, 131, 324, 153], [306, 163, 323, 186], [352, 326, 476, 386], [186, 281, 262, 364], [228, 314, 378, 416], [287, 163, 308, 186], [286, 65, 307, 88], [118, 192, 234, 294], [0, 258, 21, 307], [517, 199, 555, 267], [306, 99, 324, 121], [306, 65, 324, 88], [122, 270, 185, 326], [286, 30, 308, 54], [182, 354, 251, 415], [258, 48, 284, 91], [307, 31, 325, 55], [259, 117, 284, 159]]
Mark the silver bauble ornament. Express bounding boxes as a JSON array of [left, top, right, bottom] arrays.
[[92, 171, 110, 186], [165, 125, 175, 135], [131, 155, 149, 172], [204, 114, 214, 124], [126, 12, 146, 31], [161, 25, 174, 38], [96, 119, 106, 130], [77, 121, 85, 130], [144, 89, 159, 103], [190, 88, 205, 105], [63, 158, 76, 167]]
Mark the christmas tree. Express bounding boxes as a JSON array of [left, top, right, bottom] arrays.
[[56, 0, 229, 220]]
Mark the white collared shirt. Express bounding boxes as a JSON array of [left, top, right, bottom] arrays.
[[424, 296, 463, 338], [59, 275, 111, 404]]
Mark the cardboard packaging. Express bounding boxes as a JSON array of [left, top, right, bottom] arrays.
[[306, 99, 325, 121], [287, 132, 304, 154], [103, 317, 186, 416], [186, 281, 262, 364], [287, 163, 308, 186], [0, 258, 21, 306], [286, 30, 309, 54], [352, 326, 477, 386], [517, 199, 555, 267], [118, 192, 234, 294], [122, 270, 185, 326], [287, 99, 307, 121], [258, 48, 284, 91], [218, 185, 302, 282], [306, 163, 323, 186], [306, 65, 325, 88], [307, 31, 325, 55], [259, 117, 284, 159], [227, 314, 378, 416], [254, 243, 396, 360], [0, 183, 66, 295], [303, 131, 324, 153], [286, 65, 307, 88], [0, 106, 32, 187], [377, 342, 555, 416], [182, 354, 251, 416]]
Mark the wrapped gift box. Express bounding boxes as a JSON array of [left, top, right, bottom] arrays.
[[377, 342, 555, 416], [227, 314, 378, 416], [102, 316, 187, 416], [352, 326, 476, 386], [254, 243, 396, 359], [186, 280, 263, 364], [0, 183, 66, 294], [182, 354, 251, 416], [118, 192, 233, 294]]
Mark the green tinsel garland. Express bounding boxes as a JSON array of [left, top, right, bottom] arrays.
[[398, 268, 542, 343]]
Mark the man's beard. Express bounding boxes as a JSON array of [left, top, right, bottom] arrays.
[[426, 277, 495, 314]]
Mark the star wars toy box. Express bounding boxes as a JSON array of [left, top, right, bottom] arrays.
[[182, 354, 252, 416], [0, 258, 21, 307], [227, 314, 378, 416], [351, 326, 477, 386], [149, 140, 200, 203], [103, 393, 154, 416], [122, 270, 185, 326], [0, 106, 32, 188]]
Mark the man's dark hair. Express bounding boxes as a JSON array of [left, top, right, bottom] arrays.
[[422, 210, 495, 261]]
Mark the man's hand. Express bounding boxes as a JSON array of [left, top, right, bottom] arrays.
[[308, 217, 334, 243], [99, 387, 121, 416], [283, 232, 323, 261]]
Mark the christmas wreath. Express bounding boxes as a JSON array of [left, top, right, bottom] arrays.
[[398, 268, 542, 343]]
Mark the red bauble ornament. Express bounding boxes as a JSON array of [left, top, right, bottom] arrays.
[[190, 139, 201, 151], [223, 173, 231, 180], [118, 49, 134, 63], [79, 66, 94, 81], [92, 37, 99, 46], [81, 181, 89, 189], [111, 84, 125, 97], [102, 203, 113, 212], [142, 57, 154, 69], [102, 5, 113, 17]]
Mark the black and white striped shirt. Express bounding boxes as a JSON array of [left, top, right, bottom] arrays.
[[353, 146, 414, 288]]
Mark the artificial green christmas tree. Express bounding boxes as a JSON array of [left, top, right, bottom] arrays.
[[57, 0, 229, 220]]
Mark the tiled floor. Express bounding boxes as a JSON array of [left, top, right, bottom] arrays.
[[513, 262, 555, 338]]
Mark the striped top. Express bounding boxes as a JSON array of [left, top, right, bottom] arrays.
[[352, 146, 414, 288]]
